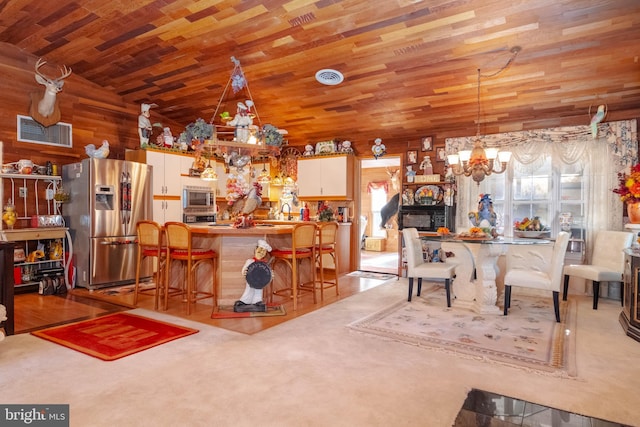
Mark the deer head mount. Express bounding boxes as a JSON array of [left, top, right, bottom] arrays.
[[29, 57, 72, 127], [386, 167, 400, 192]]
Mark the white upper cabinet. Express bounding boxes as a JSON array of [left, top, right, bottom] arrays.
[[297, 155, 353, 199]]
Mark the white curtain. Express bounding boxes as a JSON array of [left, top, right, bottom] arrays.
[[446, 120, 638, 257]]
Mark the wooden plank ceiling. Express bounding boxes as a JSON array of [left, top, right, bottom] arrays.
[[1, 0, 639, 147]]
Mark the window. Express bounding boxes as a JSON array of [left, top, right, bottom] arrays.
[[477, 156, 586, 238]]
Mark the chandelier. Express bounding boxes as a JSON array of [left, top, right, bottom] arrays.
[[447, 47, 521, 184]]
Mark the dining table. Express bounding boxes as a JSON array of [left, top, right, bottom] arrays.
[[421, 235, 553, 314]]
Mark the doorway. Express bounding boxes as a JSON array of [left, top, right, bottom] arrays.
[[359, 156, 401, 275]]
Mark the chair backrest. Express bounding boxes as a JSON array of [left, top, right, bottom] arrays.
[[549, 231, 571, 288], [164, 222, 192, 251], [590, 230, 634, 271], [137, 220, 163, 248], [402, 228, 424, 272], [317, 221, 338, 247], [292, 223, 318, 250]]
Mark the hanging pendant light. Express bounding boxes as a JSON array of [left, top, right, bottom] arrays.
[[447, 47, 520, 185], [257, 163, 271, 184]]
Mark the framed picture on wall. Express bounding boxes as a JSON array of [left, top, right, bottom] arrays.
[[407, 150, 418, 165], [421, 136, 432, 152], [436, 147, 447, 162]]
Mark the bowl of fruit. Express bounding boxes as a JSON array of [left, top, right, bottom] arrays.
[[514, 217, 550, 238]]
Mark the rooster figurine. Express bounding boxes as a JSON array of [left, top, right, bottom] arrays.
[[590, 104, 606, 139], [85, 140, 110, 158]]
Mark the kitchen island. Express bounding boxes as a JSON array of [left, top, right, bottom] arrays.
[[180, 223, 307, 310]]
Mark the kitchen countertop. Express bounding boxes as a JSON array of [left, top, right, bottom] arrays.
[[189, 223, 293, 235]]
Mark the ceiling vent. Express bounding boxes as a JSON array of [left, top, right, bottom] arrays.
[[17, 115, 73, 148], [315, 69, 344, 86]]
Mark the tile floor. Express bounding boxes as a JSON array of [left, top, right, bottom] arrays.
[[454, 389, 630, 426]]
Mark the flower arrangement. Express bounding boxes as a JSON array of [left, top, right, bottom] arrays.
[[180, 118, 214, 144], [317, 201, 335, 222], [261, 124, 283, 147], [613, 163, 640, 204]]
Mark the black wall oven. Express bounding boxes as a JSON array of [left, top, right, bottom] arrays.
[[398, 204, 455, 232]]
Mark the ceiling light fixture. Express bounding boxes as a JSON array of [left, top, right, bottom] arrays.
[[257, 162, 271, 184], [447, 46, 521, 185]]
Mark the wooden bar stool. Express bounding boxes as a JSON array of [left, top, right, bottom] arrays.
[[314, 221, 340, 300], [164, 222, 218, 315], [270, 222, 318, 310], [134, 220, 166, 310]]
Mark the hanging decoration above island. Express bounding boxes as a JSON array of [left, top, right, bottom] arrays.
[[207, 56, 286, 159]]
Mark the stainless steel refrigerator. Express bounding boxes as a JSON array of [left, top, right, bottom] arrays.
[[63, 158, 153, 289]]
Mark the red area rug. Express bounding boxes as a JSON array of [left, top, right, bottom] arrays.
[[211, 303, 286, 319], [31, 312, 198, 361]]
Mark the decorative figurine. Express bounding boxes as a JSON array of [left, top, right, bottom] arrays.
[[372, 138, 386, 159], [405, 165, 416, 183], [162, 127, 174, 148], [341, 140, 354, 153], [227, 101, 254, 143], [303, 144, 315, 156], [138, 103, 155, 146], [419, 155, 433, 175], [468, 193, 497, 228], [233, 240, 273, 313]]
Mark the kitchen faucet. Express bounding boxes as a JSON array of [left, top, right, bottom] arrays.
[[280, 203, 292, 220]]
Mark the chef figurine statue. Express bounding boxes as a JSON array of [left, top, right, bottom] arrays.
[[227, 101, 254, 143], [303, 144, 315, 156], [419, 155, 433, 175], [138, 103, 155, 147], [233, 239, 273, 313]]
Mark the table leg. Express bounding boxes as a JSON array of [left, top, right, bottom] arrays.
[[472, 244, 502, 314]]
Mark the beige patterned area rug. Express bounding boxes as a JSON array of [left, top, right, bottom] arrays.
[[348, 286, 577, 377]]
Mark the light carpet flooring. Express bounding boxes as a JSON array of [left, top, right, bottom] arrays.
[[2, 278, 640, 427]]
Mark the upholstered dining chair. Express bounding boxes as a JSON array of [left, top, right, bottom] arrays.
[[314, 221, 340, 301], [271, 222, 318, 311], [563, 230, 634, 309], [503, 231, 570, 322], [134, 220, 166, 310], [164, 222, 218, 315], [402, 228, 456, 306]]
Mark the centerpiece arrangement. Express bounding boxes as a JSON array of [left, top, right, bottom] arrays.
[[513, 216, 550, 238], [613, 163, 640, 223], [456, 226, 493, 240]]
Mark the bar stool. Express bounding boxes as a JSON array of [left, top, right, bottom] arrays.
[[314, 221, 340, 300], [270, 222, 318, 310], [134, 220, 166, 310], [164, 221, 218, 315]]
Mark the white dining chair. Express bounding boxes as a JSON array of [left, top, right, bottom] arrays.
[[503, 232, 570, 322], [402, 228, 456, 305], [563, 230, 634, 309]]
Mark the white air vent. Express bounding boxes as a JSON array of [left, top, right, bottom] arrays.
[[17, 115, 72, 148], [315, 69, 344, 86]]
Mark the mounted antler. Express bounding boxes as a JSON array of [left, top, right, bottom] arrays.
[[386, 167, 400, 192], [29, 57, 72, 126]]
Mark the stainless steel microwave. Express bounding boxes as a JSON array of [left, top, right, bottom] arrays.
[[182, 185, 215, 210], [398, 205, 455, 232]]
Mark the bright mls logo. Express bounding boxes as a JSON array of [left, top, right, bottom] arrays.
[[0, 405, 69, 426]]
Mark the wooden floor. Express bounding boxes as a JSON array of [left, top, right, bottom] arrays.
[[13, 273, 395, 335]]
